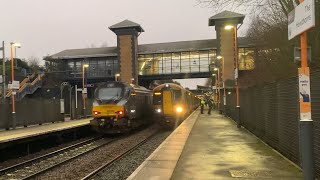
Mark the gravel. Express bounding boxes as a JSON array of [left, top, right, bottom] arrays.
[[35, 125, 162, 180], [0, 136, 97, 170], [94, 130, 171, 180]]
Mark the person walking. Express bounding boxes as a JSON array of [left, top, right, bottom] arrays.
[[200, 97, 205, 114], [207, 98, 214, 115]]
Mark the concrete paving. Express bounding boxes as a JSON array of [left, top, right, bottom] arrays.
[[0, 118, 91, 143], [171, 110, 302, 179]]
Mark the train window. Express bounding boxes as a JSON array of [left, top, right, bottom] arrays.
[[173, 90, 182, 102], [97, 87, 123, 100], [153, 95, 162, 105]]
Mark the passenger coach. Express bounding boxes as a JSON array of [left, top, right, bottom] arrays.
[[153, 83, 199, 127]]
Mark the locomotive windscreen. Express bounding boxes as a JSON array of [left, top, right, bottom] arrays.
[[97, 87, 123, 100], [94, 82, 127, 104]]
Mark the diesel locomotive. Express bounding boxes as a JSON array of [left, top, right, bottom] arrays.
[[90, 81, 153, 133], [153, 83, 199, 128]]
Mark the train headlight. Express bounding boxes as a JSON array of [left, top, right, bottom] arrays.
[[155, 109, 161, 113], [176, 107, 183, 113], [93, 111, 101, 115]]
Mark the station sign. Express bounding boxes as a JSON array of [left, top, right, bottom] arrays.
[[288, 0, 315, 40], [85, 84, 94, 88], [299, 67, 311, 120], [8, 80, 20, 90], [82, 88, 87, 94]]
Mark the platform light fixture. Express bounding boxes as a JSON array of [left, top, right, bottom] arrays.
[[115, 73, 120, 81], [224, 25, 234, 30], [82, 63, 89, 118], [10, 42, 21, 129]]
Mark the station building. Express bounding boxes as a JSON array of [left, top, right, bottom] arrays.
[[45, 13, 255, 87]]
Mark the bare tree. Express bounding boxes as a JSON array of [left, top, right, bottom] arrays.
[[196, 0, 298, 15], [28, 56, 41, 73]]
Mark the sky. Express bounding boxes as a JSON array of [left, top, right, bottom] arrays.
[[0, 0, 250, 89]]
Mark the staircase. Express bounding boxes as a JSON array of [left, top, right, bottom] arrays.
[[6, 73, 45, 100]]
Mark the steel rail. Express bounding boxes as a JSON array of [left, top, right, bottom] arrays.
[[0, 136, 118, 180], [81, 131, 159, 180], [21, 138, 116, 180], [0, 136, 100, 174]]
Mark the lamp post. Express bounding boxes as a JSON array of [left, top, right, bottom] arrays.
[[82, 63, 89, 118], [14, 45, 21, 68], [217, 56, 226, 116], [0, 41, 5, 103], [213, 68, 221, 113], [225, 24, 241, 128], [10, 42, 21, 129]]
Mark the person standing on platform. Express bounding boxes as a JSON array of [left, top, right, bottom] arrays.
[[207, 98, 214, 115], [200, 97, 205, 114]]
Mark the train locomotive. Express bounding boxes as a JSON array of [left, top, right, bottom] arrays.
[[153, 83, 199, 128], [90, 81, 153, 133]]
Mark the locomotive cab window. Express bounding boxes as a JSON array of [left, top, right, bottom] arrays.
[[173, 90, 182, 102], [97, 87, 123, 100], [153, 95, 162, 105]]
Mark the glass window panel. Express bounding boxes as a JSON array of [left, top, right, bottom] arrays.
[[97, 59, 106, 77], [190, 51, 199, 72], [67, 60, 74, 78], [199, 51, 209, 72], [181, 52, 190, 73], [162, 53, 171, 74], [138, 55, 146, 75], [239, 48, 255, 70], [89, 59, 98, 77], [144, 54, 153, 75], [105, 60, 113, 76], [172, 53, 181, 74], [153, 54, 162, 75]]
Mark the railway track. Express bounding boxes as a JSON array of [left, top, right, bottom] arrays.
[[0, 136, 115, 180], [81, 130, 159, 180]]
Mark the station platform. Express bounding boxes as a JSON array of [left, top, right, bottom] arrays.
[[0, 118, 91, 145], [128, 109, 302, 180]]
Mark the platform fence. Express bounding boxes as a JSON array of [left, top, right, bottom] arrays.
[[223, 70, 320, 177]]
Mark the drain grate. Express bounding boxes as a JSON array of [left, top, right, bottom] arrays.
[[229, 170, 273, 178]]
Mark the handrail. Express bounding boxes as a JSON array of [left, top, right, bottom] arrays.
[[5, 73, 45, 100]]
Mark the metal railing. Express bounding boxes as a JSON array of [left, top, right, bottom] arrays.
[[5, 74, 45, 100]]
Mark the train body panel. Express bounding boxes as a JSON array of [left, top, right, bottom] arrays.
[[90, 81, 152, 134]]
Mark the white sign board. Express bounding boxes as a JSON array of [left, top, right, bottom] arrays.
[[12, 81, 20, 89], [82, 88, 87, 94], [60, 99, 65, 114], [299, 67, 311, 120], [288, 0, 315, 40], [234, 68, 238, 79], [8, 81, 20, 90], [0, 75, 2, 83]]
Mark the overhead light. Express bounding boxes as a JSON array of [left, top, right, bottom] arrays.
[[11, 42, 21, 47], [217, 56, 223, 59], [225, 25, 234, 30], [214, 68, 218, 71], [83, 64, 89, 68]]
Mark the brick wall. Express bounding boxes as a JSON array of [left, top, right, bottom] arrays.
[[119, 35, 133, 84]]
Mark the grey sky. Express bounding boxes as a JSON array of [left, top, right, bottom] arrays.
[[0, 0, 249, 64]]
